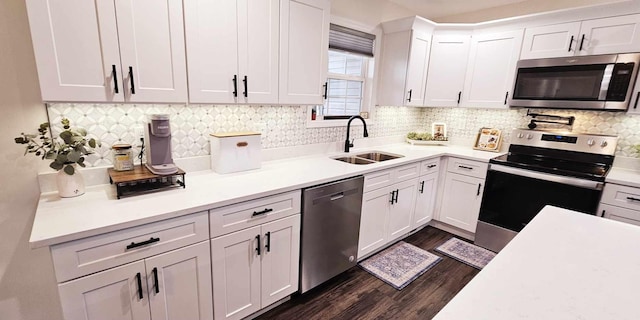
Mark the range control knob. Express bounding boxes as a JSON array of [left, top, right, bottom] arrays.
[[587, 139, 595, 146], [517, 132, 524, 139], [526, 134, 533, 139], [601, 140, 609, 148]]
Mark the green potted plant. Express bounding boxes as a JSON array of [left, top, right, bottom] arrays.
[[14, 118, 100, 197]]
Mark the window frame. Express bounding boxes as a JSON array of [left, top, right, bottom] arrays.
[[306, 16, 381, 128], [323, 50, 369, 118]]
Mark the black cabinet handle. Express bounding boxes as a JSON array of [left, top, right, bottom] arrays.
[[427, 164, 437, 169], [504, 91, 509, 105], [568, 35, 574, 52], [458, 165, 473, 170], [419, 181, 425, 194], [323, 82, 328, 99], [112, 65, 119, 94], [407, 89, 412, 102], [126, 237, 160, 250], [255, 235, 261, 256], [395, 189, 399, 203], [600, 210, 606, 217], [265, 232, 271, 252], [128, 66, 135, 94], [389, 190, 394, 204], [477, 183, 482, 196], [136, 272, 143, 299], [626, 196, 640, 202], [252, 208, 273, 217], [232, 75, 238, 97], [152, 267, 159, 294], [579, 34, 586, 51], [242, 75, 248, 97], [633, 91, 640, 109], [457, 91, 461, 104]]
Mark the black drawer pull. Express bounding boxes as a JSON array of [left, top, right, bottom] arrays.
[[458, 165, 473, 170], [252, 208, 273, 217], [427, 164, 437, 168], [136, 272, 143, 299], [626, 196, 640, 202], [126, 237, 160, 250]]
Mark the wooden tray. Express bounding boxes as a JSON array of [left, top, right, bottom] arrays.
[[108, 165, 185, 199], [406, 138, 450, 146]]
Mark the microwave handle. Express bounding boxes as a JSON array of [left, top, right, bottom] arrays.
[[634, 91, 640, 109]]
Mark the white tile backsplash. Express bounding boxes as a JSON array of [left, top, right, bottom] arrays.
[[47, 103, 640, 168]]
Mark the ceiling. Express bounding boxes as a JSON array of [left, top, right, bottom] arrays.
[[389, 0, 626, 21]]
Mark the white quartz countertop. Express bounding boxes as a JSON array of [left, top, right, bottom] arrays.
[[606, 166, 640, 188], [434, 205, 640, 320], [30, 143, 500, 248]]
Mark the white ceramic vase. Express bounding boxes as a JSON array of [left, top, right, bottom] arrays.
[[56, 164, 85, 198]]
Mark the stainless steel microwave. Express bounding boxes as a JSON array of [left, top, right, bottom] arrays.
[[509, 53, 640, 111]]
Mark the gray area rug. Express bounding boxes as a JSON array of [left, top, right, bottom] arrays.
[[359, 241, 442, 290], [435, 237, 496, 269]]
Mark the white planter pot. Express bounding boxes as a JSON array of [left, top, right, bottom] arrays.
[[56, 165, 85, 197]]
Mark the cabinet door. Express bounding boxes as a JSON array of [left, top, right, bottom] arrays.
[[388, 179, 418, 241], [115, 0, 187, 102], [25, 0, 123, 102], [211, 226, 261, 320], [261, 215, 300, 307], [238, 0, 280, 104], [439, 173, 484, 233], [377, 30, 412, 106], [413, 172, 439, 228], [578, 14, 640, 56], [599, 203, 640, 227], [58, 260, 150, 320], [279, 0, 330, 105], [520, 22, 581, 59], [461, 29, 523, 109], [358, 187, 391, 259], [184, 0, 239, 103], [424, 34, 471, 107], [405, 31, 431, 106], [146, 241, 213, 320]]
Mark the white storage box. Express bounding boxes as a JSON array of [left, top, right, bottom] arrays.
[[210, 131, 262, 174]]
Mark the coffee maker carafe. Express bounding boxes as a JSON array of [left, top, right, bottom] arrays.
[[144, 114, 178, 175]]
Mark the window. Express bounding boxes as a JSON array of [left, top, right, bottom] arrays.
[[311, 23, 376, 125]]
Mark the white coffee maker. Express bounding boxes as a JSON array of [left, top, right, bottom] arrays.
[[144, 114, 178, 175]]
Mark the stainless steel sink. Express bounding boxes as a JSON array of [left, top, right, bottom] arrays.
[[332, 151, 403, 165], [355, 152, 403, 162]]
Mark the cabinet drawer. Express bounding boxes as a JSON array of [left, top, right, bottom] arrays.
[[600, 203, 640, 227], [51, 211, 209, 282], [420, 158, 440, 175], [395, 162, 420, 181], [210, 190, 301, 238], [447, 158, 488, 179], [364, 168, 394, 192], [601, 183, 640, 211]]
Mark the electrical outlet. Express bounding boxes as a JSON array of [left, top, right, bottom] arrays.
[[134, 126, 144, 140]]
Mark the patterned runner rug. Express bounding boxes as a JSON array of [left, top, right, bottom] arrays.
[[435, 237, 496, 269], [359, 241, 442, 290]]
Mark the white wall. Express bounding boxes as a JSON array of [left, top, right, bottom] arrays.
[[0, 0, 63, 319]]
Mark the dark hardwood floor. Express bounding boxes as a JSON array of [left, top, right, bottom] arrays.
[[256, 226, 480, 320]]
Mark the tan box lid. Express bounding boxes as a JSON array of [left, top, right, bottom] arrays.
[[210, 131, 261, 138]]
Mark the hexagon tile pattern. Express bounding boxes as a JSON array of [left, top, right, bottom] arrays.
[[47, 103, 640, 168]]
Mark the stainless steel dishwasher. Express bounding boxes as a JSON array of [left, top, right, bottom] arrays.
[[300, 175, 364, 293]]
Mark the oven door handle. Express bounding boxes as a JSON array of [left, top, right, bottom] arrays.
[[489, 164, 604, 190]]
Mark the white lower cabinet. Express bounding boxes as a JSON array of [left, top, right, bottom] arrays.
[[412, 171, 439, 228], [211, 214, 300, 320], [438, 158, 487, 233], [58, 241, 213, 320], [598, 183, 640, 226]]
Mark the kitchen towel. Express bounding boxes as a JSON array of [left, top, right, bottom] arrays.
[[435, 237, 496, 269]]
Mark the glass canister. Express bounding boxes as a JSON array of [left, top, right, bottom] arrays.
[[112, 144, 134, 171]]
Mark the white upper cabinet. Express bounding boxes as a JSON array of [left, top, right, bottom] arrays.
[[424, 32, 472, 107], [279, 0, 330, 105], [461, 29, 524, 109], [520, 22, 581, 59], [378, 17, 434, 106], [184, 0, 279, 104], [26, 0, 122, 102], [521, 14, 640, 59], [26, 0, 187, 103]]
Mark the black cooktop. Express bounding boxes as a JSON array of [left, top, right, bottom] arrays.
[[490, 145, 614, 182]]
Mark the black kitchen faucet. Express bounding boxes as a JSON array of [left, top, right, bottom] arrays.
[[344, 115, 368, 152]]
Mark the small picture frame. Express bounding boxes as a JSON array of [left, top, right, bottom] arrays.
[[432, 122, 447, 139], [474, 128, 502, 152]]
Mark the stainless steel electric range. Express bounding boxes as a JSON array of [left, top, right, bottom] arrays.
[[475, 129, 618, 252]]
